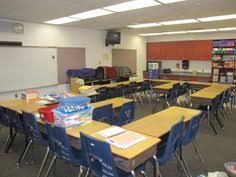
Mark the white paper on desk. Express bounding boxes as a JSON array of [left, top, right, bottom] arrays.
[[36, 100, 51, 105], [107, 131, 146, 149], [98, 126, 126, 138]]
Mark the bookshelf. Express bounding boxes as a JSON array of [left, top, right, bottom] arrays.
[[212, 39, 236, 83]]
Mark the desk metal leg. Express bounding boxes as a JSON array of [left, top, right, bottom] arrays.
[[207, 106, 210, 135]]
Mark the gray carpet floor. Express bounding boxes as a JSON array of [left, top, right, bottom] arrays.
[[0, 102, 235, 177]]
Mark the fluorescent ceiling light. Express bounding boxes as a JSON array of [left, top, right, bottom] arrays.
[[139, 33, 162, 36], [218, 27, 236, 31], [198, 14, 236, 22], [162, 31, 188, 34], [103, 0, 160, 12], [127, 23, 161, 28], [45, 17, 79, 24], [188, 29, 217, 33], [70, 9, 113, 19], [158, 0, 186, 4], [160, 19, 198, 25]]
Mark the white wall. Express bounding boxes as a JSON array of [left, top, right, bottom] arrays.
[[146, 31, 236, 74], [0, 21, 146, 100], [113, 32, 147, 79], [161, 60, 212, 73]]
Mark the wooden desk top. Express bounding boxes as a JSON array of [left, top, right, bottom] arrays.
[[0, 99, 45, 114], [123, 106, 201, 138], [91, 97, 133, 109], [95, 80, 145, 89], [90, 131, 160, 160], [191, 84, 233, 99], [66, 121, 110, 138]]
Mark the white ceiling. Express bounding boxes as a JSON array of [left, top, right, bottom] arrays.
[[0, 0, 236, 34]]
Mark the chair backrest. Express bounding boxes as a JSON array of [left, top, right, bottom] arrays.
[[8, 109, 25, 133], [97, 87, 109, 101], [92, 104, 113, 124], [45, 123, 79, 163], [183, 113, 202, 145], [115, 84, 124, 97], [116, 101, 135, 126], [159, 119, 184, 165], [211, 95, 221, 112], [22, 112, 47, 145], [128, 82, 137, 94], [80, 132, 118, 177], [0, 107, 11, 127], [178, 82, 189, 96], [168, 83, 180, 100], [142, 80, 152, 90]]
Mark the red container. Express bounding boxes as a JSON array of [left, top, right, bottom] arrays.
[[38, 104, 58, 123]]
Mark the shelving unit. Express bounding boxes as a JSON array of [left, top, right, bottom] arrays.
[[212, 39, 236, 83]]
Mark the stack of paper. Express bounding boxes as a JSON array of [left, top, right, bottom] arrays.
[[98, 126, 126, 138], [107, 131, 146, 149]]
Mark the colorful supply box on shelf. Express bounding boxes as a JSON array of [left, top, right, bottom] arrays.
[[21, 90, 39, 102], [53, 96, 92, 128]]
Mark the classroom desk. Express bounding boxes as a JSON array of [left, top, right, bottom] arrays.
[[86, 129, 160, 172], [94, 79, 145, 89], [153, 81, 180, 94], [91, 97, 133, 109], [123, 106, 201, 138]]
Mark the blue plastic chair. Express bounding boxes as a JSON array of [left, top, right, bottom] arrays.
[[44, 123, 85, 177], [113, 101, 135, 126], [92, 104, 113, 124], [20, 112, 49, 177], [183, 113, 204, 163], [2, 109, 26, 154], [115, 84, 125, 97], [80, 132, 146, 177], [166, 83, 181, 107], [97, 87, 109, 101], [156, 119, 190, 177]]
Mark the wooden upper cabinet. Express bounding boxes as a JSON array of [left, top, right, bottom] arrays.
[[193, 40, 213, 60], [146, 40, 213, 61], [161, 42, 177, 60], [176, 41, 194, 60], [147, 42, 161, 60]]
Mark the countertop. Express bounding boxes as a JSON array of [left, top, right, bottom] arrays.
[[160, 71, 212, 77]]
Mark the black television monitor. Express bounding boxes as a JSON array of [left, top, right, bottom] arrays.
[[106, 31, 120, 46]]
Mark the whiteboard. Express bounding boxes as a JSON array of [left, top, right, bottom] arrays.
[[0, 47, 57, 92]]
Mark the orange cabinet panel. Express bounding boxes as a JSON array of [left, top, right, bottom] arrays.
[[147, 42, 161, 60], [193, 40, 213, 60], [176, 41, 194, 60], [161, 42, 177, 60]]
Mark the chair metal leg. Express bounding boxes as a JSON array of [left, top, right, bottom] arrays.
[[209, 119, 218, 136], [37, 146, 50, 177], [45, 155, 57, 177], [181, 154, 193, 177], [78, 166, 84, 177], [17, 140, 32, 167], [175, 153, 190, 177], [131, 170, 136, 177], [153, 155, 162, 177], [84, 168, 90, 177], [141, 171, 147, 177], [214, 112, 224, 128], [192, 139, 204, 163], [4, 132, 17, 154], [2, 135, 11, 153]]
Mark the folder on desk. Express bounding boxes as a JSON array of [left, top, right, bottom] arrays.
[[107, 131, 146, 149], [98, 126, 126, 138]]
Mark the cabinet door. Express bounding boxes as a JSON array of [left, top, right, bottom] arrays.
[[193, 40, 213, 60], [161, 42, 177, 60], [147, 42, 161, 60]]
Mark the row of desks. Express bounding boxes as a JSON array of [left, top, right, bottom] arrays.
[[0, 95, 201, 173]]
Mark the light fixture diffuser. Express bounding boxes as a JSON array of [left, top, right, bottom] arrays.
[[127, 23, 161, 28], [188, 29, 217, 33], [218, 27, 236, 31], [197, 14, 236, 22], [160, 19, 198, 25], [45, 17, 79, 24], [161, 31, 188, 34], [103, 0, 160, 12], [139, 33, 162, 36], [158, 0, 186, 4], [70, 9, 113, 19]]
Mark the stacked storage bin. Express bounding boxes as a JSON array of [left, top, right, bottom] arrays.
[[53, 96, 92, 128]]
